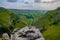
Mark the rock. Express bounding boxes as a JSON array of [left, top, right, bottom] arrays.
[[11, 26, 45, 40], [2, 33, 9, 40]]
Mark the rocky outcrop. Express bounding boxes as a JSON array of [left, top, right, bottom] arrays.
[[2, 33, 10, 40], [11, 26, 45, 40]]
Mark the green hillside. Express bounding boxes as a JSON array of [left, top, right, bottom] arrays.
[[35, 7, 60, 40], [0, 7, 20, 36], [0, 7, 60, 40], [0, 7, 15, 26], [10, 8, 60, 40]]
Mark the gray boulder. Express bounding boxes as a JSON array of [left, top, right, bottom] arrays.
[[11, 26, 45, 40], [2, 33, 10, 40]]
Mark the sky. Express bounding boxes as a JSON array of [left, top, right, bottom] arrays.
[[0, 0, 60, 10]]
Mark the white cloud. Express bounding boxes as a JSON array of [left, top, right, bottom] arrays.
[[41, 0, 54, 2], [0, 0, 60, 10], [32, 2, 59, 10]]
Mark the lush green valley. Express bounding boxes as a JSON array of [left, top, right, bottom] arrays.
[[0, 7, 60, 40], [10, 9, 47, 19]]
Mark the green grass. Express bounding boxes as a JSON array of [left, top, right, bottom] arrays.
[[0, 38, 2, 40], [43, 26, 60, 40]]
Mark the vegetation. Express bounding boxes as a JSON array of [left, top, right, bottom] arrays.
[[0, 7, 60, 40], [35, 8, 60, 40], [10, 9, 47, 19], [0, 7, 20, 37], [35, 8, 60, 30], [43, 26, 60, 40]]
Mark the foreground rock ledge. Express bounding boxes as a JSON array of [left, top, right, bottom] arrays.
[[11, 26, 45, 40]]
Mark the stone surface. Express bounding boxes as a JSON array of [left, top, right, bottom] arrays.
[[11, 26, 45, 40], [2, 33, 9, 40]]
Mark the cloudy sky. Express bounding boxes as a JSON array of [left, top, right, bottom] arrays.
[[0, 0, 60, 10]]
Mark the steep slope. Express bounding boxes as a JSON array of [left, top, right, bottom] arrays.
[[0, 7, 12, 36], [43, 26, 60, 40], [0, 7, 19, 36], [0, 7, 12, 25], [36, 7, 60, 40], [36, 7, 60, 28]]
